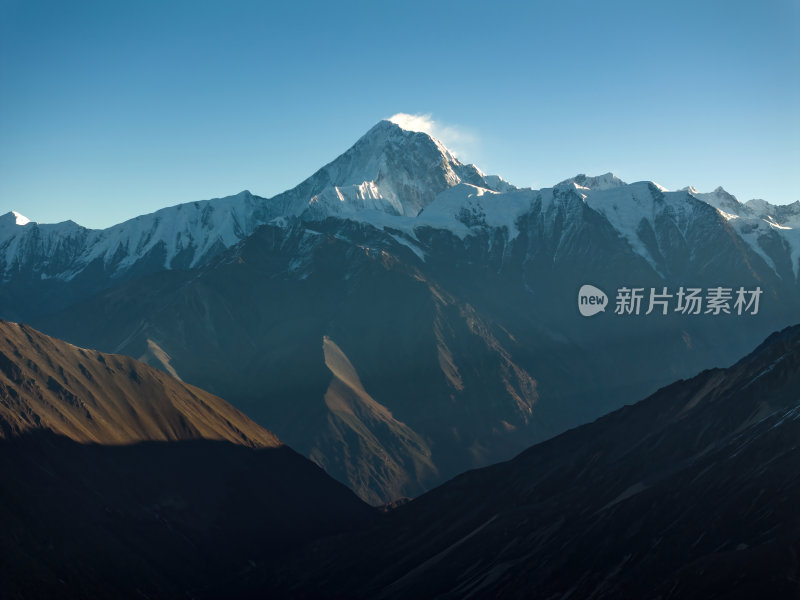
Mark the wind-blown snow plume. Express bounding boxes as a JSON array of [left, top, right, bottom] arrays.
[[388, 113, 476, 158]]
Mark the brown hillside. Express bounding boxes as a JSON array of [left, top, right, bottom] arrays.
[[0, 320, 280, 448]]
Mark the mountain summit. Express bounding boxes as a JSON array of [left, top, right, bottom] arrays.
[[0, 211, 31, 226], [558, 172, 627, 191], [271, 119, 508, 218], [0, 121, 511, 290]]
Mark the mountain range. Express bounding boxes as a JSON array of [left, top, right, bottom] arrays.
[[0, 320, 370, 598], [4, 314, 799, 598], [2, 118, 800, 598], [236, 323, 800, 599], [1, 119, 799, 503]]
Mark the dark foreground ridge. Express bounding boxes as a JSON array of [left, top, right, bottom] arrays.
[[0, 321, 372, 599], [0, 432, 372, 599], [237, 324, 800, 599], [2, 320, 799, 598]]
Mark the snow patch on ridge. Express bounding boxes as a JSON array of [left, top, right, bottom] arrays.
[[12, 211, 30, 226], [558, 172, 627, 191], [687, 186, 800, 277], [418, 184, 533, 240], [582, 182, 697, 273]]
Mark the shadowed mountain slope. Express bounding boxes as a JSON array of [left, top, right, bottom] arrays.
[[245, 324, 800, 599], [0, 322, 372, 599]]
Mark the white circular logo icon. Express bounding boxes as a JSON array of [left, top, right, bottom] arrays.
[[578, 284, 608, 317]]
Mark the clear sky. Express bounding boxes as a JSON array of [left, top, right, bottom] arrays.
[[1, 0, 798, 229]]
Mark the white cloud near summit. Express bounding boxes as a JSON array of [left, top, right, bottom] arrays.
[[388, 113, 476, 158]]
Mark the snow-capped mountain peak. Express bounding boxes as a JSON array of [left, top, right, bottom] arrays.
[[1, 121, 797, 285], [271, 119, 511, 219], [0, 120, 516, 281], [685, 185, 748, 218], [684, 186, 800, 276], [558, 172, 627, 191], [1, 211, 32, 228], [12, 211, 30, 226]]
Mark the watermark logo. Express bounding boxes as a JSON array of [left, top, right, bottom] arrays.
[[578, 285, 762, 317], [578, 284, 608, 317]]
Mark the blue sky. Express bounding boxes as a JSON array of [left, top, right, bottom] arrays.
[[1, 0, 798, 229]]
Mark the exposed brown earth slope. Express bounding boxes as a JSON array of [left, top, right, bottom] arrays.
[[0, 321, 372, 599], [0, 319, 279, 447]]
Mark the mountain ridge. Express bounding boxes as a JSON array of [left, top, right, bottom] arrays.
[[2, 120, 798, 292], [0, 321, 373, 598], [0, 319, 281, 447], [244, 323, 800, 599]]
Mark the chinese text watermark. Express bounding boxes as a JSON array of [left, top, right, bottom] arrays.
[[579, 285, 762, 317]]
